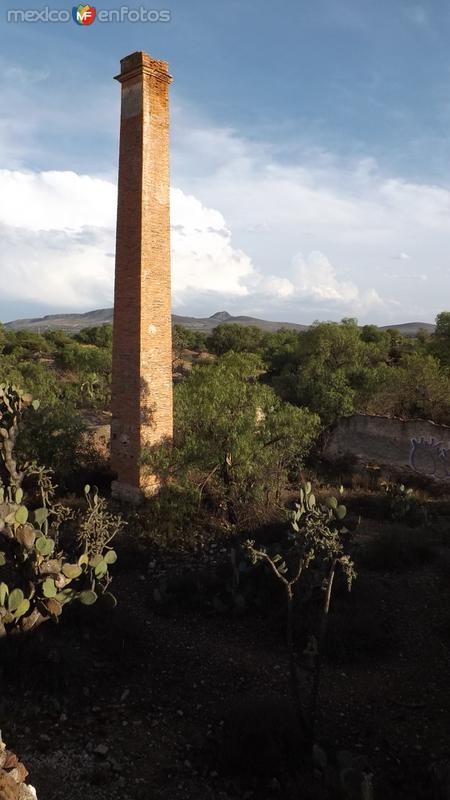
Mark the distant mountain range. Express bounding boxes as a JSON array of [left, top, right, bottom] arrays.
[[3, 308, 435, 337]]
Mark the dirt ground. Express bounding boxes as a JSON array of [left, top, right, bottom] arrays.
[[1, 516, 450, 800]]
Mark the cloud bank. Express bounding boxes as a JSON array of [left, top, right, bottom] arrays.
[[0, 170, 258, 316], [1, 113, 450, 326]]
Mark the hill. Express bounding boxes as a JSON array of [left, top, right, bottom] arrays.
[[3, 309, 434, 336], [3, 309, 307, 334], [379, 321, 435, 336]]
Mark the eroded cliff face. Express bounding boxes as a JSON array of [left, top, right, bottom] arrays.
[[0, 734, 37, 800], [322, 414, 450, 483]]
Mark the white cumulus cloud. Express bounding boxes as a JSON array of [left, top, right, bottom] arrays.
[[0, 170, 257, 315], [291, 251, 382, 310], [170, 188, 254, 303]]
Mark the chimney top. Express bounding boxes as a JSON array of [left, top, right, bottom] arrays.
[[115, 51, 172, 84]]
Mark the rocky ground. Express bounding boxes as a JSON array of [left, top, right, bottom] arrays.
[[1, 517, 450, 800]]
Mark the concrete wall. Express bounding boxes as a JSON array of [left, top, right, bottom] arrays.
[[322, 414, 450, 482]]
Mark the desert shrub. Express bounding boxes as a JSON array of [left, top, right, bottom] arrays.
[[206, 323, 265, 355], [79, 370, 111, 407], [124, 484, 202, 551], [381, 480, 430, 526], [75, 324, 113, 348], [270, 319, 390, 425], [54, 340, 112, 375], [0, 354, 24, 393], [172, 324, 207, 359], [143, 352, 321, 524], [366, 353, 450, 424], [0, 353, 62, 407], [0, 358, 60, 404], [260, 328, 302, 373], [274, 363, 356, 426], [262, 316, 450, 427], [428, 311, 450, 367], [43, 330, 74, 349], [16, 401, 99, 490], [0, 383, 123, 636], [2, 330, 54, 358]]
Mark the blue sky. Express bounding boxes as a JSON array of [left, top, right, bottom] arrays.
[[1, 0, 450, 324]]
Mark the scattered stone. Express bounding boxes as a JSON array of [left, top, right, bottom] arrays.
[[93, 744, 109, 757]]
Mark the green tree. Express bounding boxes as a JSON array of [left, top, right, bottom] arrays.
[[429, 311, 450, 366], [269, 321, 398, 425], [75, 324, 113, 349], [172, 325, 207, 361], [0, 323, 6, 354], [206, 323, 265, 355], [44, 330, 74, 349], [3, 330, 54, 359], [367, 353, 450, 424], [261, 328, 301, 373], [435, 311, 450, 340], [144, 352, 320, 523], [54, 342, 111, 376], [271, 322, 365, 424], [276, 364, 356, 426], [17, 402, 88, 486], [384, 328, 408, 364]]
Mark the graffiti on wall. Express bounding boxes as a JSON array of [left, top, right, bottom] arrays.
[[409, 436, 450, 478]]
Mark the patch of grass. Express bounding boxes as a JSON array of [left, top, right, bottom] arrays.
[[122, 484, 208, 551]]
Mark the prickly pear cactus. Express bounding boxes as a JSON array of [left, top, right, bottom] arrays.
[[292, 481, 349, 530], [0, 384, 39, 488], [0, 384, 123, 636], [0, 482, 121, 635]]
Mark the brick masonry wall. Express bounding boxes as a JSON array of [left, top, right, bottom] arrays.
[[110, 53, 173, 494]]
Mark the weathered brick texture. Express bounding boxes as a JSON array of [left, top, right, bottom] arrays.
[[111, 52, 173, 501]]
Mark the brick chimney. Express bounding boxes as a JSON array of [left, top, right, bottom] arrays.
[[110, 52, 173, 502]]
